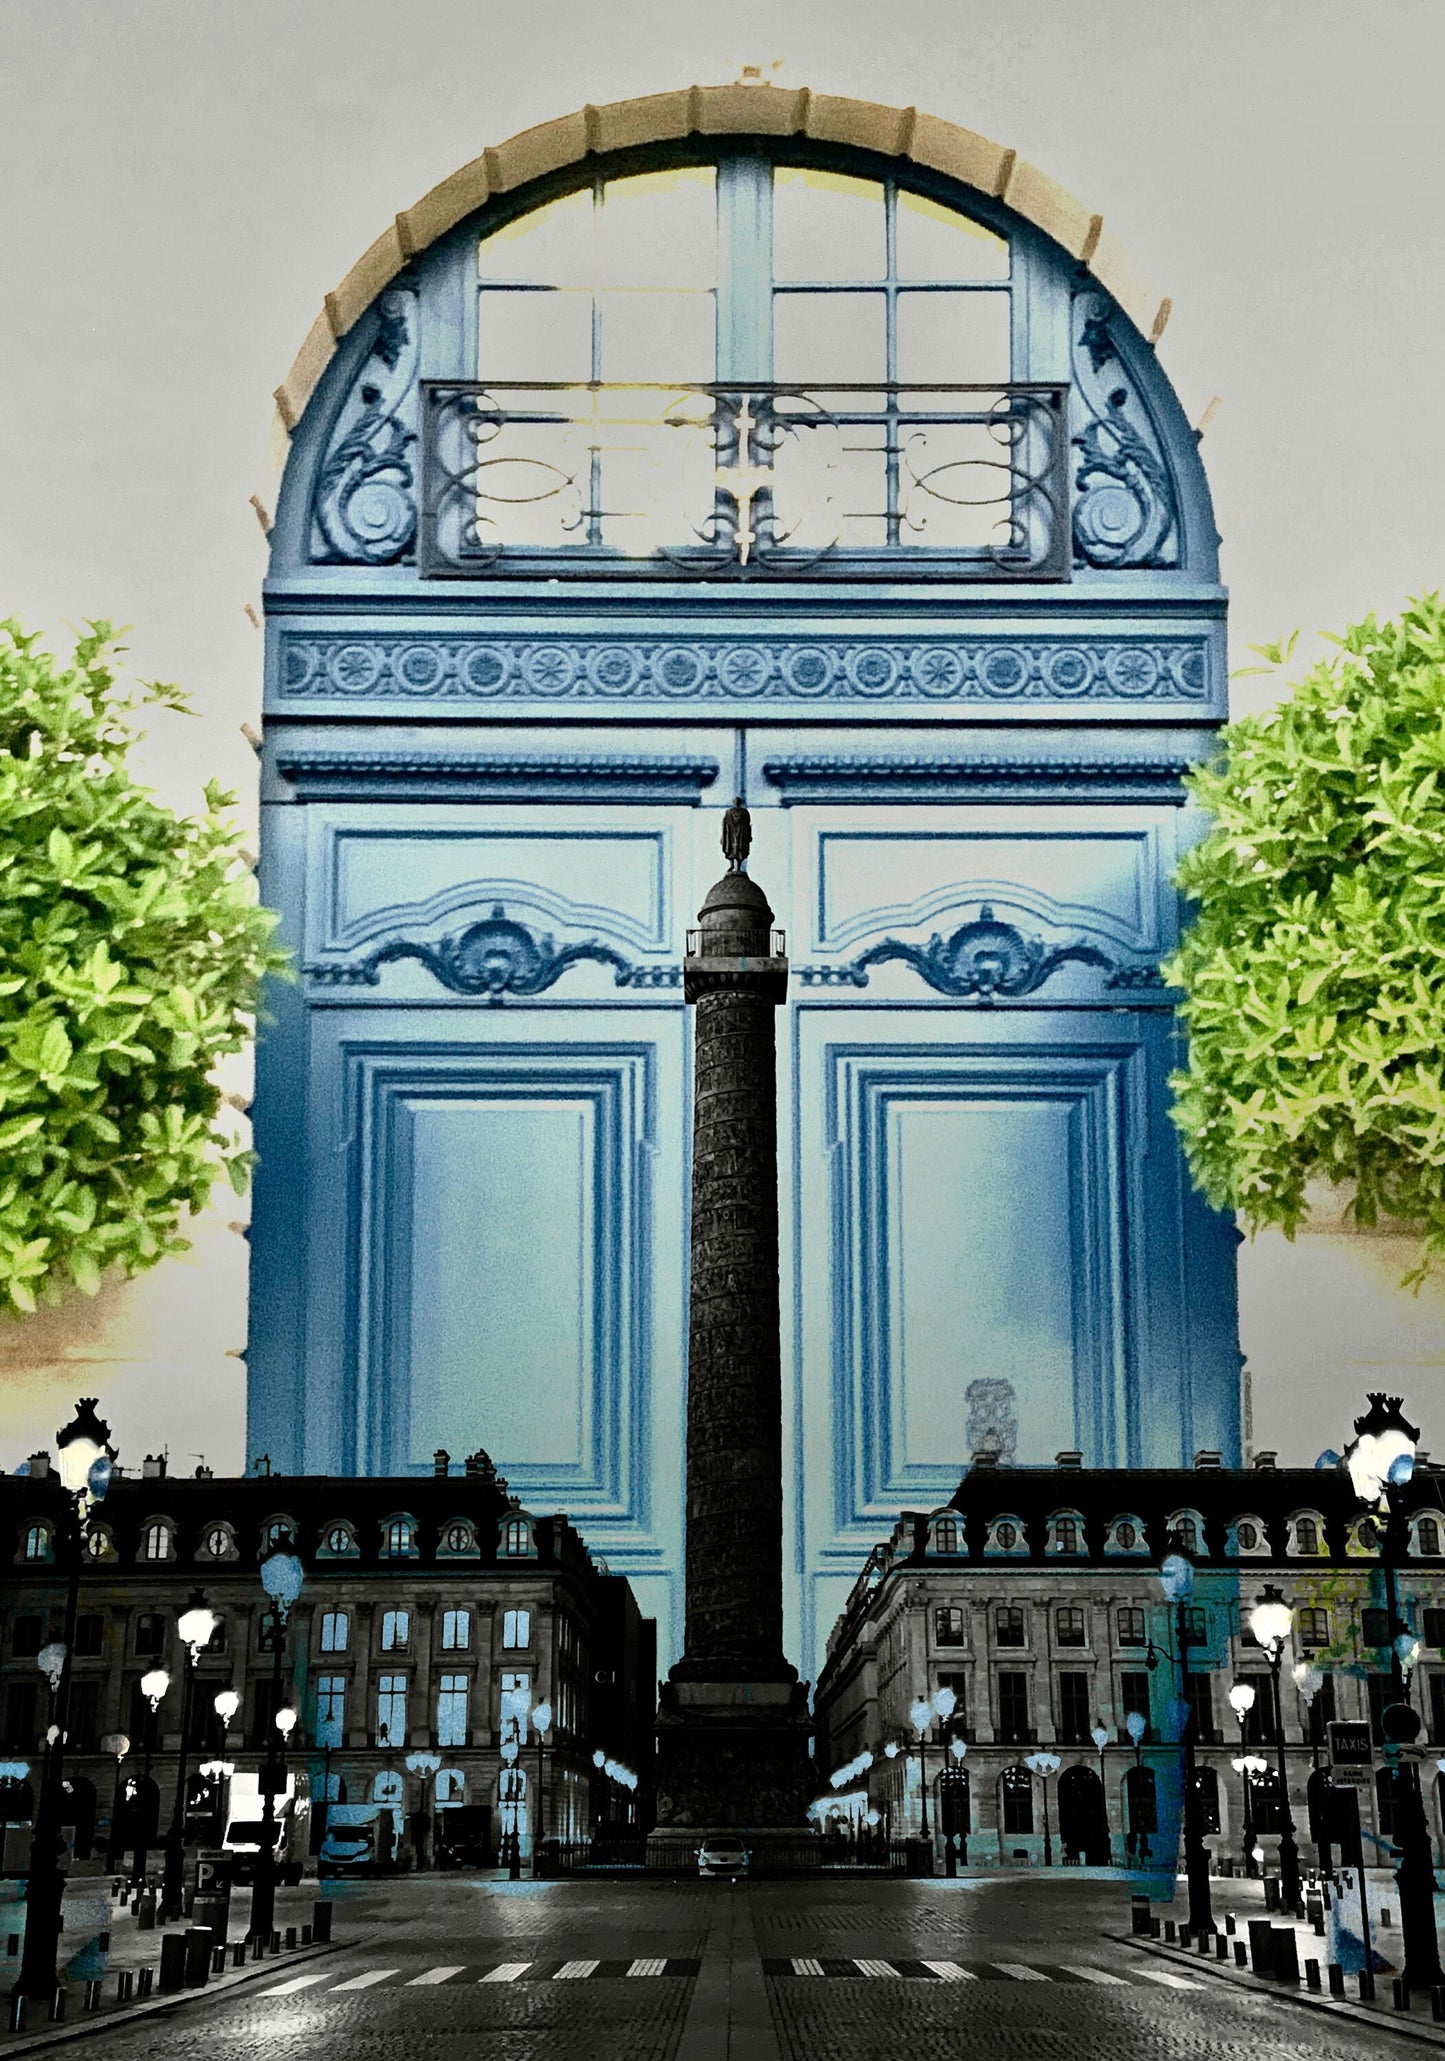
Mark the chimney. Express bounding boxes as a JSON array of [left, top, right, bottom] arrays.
[[1055, 1451, 1083, 1470], [433, 1448, 451, 1478], [142, 1453, 166, 1480], [970, 1450, 999, 1469], [1252, 1450, 1277, 1471], [1194, 1450, 1222, 1469], [27, 1452, 50, 1480]]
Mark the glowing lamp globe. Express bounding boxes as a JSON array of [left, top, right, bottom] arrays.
[[949, 1736, 967, 1763], [141, 1668, 171, 1709], [177, 1590, 218, 1660], [1228, 1682, 1256, 1720], [532, 1701, 552, 1736], [36, 1642, 67, 1692], [213, 1688, 241, 1726], [259, 1534, 304, 1618], [1249, 1587, 1293, 1656], [55, 1398, 112, 1500], [1159, 1552, 1194, 1602], [909, 1698, 932, 1735], [933, 1685, 957, 1722], [1091, 1724, 1110, 1752], [1125, 1711, 1146, 1746], [274, 1706, 298, 1737], [1346, 1394, 1418, 1508]]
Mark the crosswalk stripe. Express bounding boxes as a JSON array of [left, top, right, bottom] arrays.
[[407, 1967, 465, 1985], [627, 1958, 668, 1977], [329, 1970, 398, 1992], [854, 1960, 897, 1977], [791, 1958, 825, 1976], [479, 1963, 531, 1983], [554, 1959, 600, 1980], [920, 1960, 975, 1982], [993, 1963, 1049, 1982], [261, 1973, 331, 1996], [1060, 1966, 1129, 1985], [1135, 1968, 1203, 1990]]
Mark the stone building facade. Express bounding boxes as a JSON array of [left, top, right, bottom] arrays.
[[814, 1452, 1445, 1870], [0, 1452, 654, 1866]]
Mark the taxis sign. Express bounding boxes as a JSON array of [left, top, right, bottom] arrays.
[[1328, 1720, 1373, 1766]]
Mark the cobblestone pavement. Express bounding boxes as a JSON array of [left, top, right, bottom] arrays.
[[2, 1874, 1430, 2059]]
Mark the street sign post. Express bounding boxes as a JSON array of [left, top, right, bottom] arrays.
[[1328, 1721, 1373, 1767]]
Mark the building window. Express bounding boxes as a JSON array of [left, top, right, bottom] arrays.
[[1054, 1519, 1080, 1555], [1235, 1678, 1272, 1745], [373, 1769, 404, 1807], [1425, 1609, 1445, 1650], [1235, 1521, 1259, 1551], [84, 1525, 111, 1561], [441, 1521, 474, 1554], [1294, 1517, 1319, 1555], [201, 1524, 234, 1559], [1058, 1672, 1090, 1745], [66, 1680, 101, 1753], [315, 1674, 346, 1748], [500, 1671, 531, 1741], [442, 1609, 471, 1652], [134, 1613, 166, 1657], [11, 1615, 43, 1658], [1305, 1671, 1337, 1741], [997, 1671, 1031, 1744], [438, 1673, 469, 1748], [73, 1614, 104, 1658], [994, 1606, 1025, 1649], [1116, 1608, 1146, 1648], [320, 1611, 349, 1654], [502, 1609, 531, 1650], [1366, 1674, 1390, 1744], [1418, 1519, 1441, 1557], [502, 1518, 532, 1557], [381, 1610, 410, 1653], [1114, 1521, 1137, 1550], [22, 1524, 51, 1561], [1185, 1672, 1214, 1742], [382, 1517, 416, 1559], [1361, 1608, 1390, 1650], [1297, 1607, 1329, 1649], [2, 1683, 38, 1751], [1181, 1605, 1207, 1648], [321, 1523, 355, 1556], [932, 1517, 959, 1555], [376, 1674, 408, 1748], [1429, 1676, 1445, 1746], [1054, 1607, 1085, 1649], [1120, 1672, 1151, 1740], [140, 1522, 171, 1562], [1126, 1765, 1158, 1844], [993, 1521, 1018, 1551], [933, 1607, 966, 1648], [1172, 1517, 1199, 1554], [1000, 1764, 1034, 1834]]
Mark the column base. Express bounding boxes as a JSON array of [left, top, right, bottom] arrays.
[[652, 1678, 815, 1833]]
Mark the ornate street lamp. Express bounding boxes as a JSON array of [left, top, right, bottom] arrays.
[[530, 1701, 552, 1877], [160, 1589, 218, 1920], [1248, 1584, 1302, 1908], [1025, 1751, 1062, 1869], [1344, 1393, 1443, 1990], [248, 1532, 303, 1945], [1227, 1682, 1258, 1876], [942, 1734, 967, 1875], [1125, 1709, 1149, 1862], [16, 1400, 114, 2005], [405, 1750, 441, 1872], [1091, 1722, 1112, 1863], [101, 1733, 131, 1873], [132, 1667, 171, 1890], [908, 1686, 956, 1854], [1155, 1550, 1214, 1933], [501, 1727, 522, 1880]]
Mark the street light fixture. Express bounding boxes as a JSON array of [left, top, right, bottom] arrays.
[[1025, 1752, 1062, 1868], [501, 1729, 522, 1880], [1091, 1723, 1112, 1862], [161, 1589, 218, 1920], [1125, 1709, 1149, 1863], [405, 1750, 441, 1872], [248, 1532, 304, 1945], [1344, 1393, 1444, 1990], [1248, 1583, 1302, 1908], [908, 1686, 957, 1853], [1227, 1682, 1259, 1876], [101, 1733, 131, 1872], [16, 1399, 114, 2006], [530, 1701, 552, 1877], [1155, 1549, 1215, 1934]]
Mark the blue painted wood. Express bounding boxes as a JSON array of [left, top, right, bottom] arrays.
[[250, 138, 1240, 1677]]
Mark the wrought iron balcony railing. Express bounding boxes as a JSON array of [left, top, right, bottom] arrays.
[[419, 381, 1070, 581]]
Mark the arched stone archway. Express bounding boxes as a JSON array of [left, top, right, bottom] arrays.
[[1057, 1763, 1110, 1866]]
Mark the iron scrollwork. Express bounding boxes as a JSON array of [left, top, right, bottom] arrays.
[[311, 287, 419, 564], [308, 904, 679, 1002], [799, 905, 1135, 1001], [1070, 294, 1179, 570]]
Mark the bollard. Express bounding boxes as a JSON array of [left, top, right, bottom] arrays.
[[232, 1941, 247, 1968], [285, 1926, 297, 1950], [1393, 1977, 1411, 2013], [1234, 1941, 1247, 1967], [118, 1969, 135, 2003], [301, 1924, 312, 1946], [1150, 1919, 1160, 1939], [1178, 1925, 1191, 1950], [48, 1988, 65, 2023], [8, 1994, 27, 2034], [1197, 1932, 1211, 1954], [137, 1968, 154, 1998], [1432, 1984, 1445, 2022], [312, 1900, 333, 1945], [1215, 1935, 1229, 1961], [84, 1979, 102, 2013], [1264, 1878, 1280, 1912], [212, 1944, 227, 1974], [251, 1936, 265, 1962], [1164, 1920, 1177, 1943], [138, 1892, 157, 1932], [159, 1933, 188, 1993], [1225, 1913, 1236, 1936], [183, 1926, 213, 1987], [1248, 1919, 1276, 1976], [1328, 1963, 1345, 1997], [270, 1930, 281, 1955], [1305, 1960, 1321, 1992], [1359, 1969, 1377, 2003], [1272, 1928, 1299, 1986]]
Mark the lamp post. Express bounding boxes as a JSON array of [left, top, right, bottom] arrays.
[[1125, 1709, 1149, 1862], [1025, 1751, 1061, 1868], [101, 1733, 130, 1874], [1248, 1584, 1302, 1909], [942, 1735, 967, 1875], [404, 1751, 440, 1872], [1091, 1723, 1111, 1863], [132, 1668, 170, 1889], [530, 1702, 552, 1876], [1157, 1551, 1214, 1934], [16, 1399, 113, 2005], [1292, 1661, 1332, 1877], [1227, 1682, 1258, 1876], [1345, 1393, 1444, 1991], [212, 1690, 240, 1854], [161, 1589, 218, 1920], [501, 1726, 522, 1880], [908, 1686, 956, 1854], [247, 1532, 303, 1945]]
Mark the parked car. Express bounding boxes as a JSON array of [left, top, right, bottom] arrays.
[[317, 1803, 398, 1877], [696, 1837, 748, 1879]]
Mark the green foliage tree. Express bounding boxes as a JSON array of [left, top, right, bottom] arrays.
[[0, 619, 288, 1312], [1165, 592, 1445, 1283]]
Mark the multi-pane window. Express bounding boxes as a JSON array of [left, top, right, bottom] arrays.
[[1058, 1672, 1090, 1745], [11, 1615, 43, 1657], [1237, 1678, 1273, 1745], [1054, 1607, 1085, 1649], [997, 1671, 1030, 1744], [134, 1613, 166, 1656], [502, 1609, 531, 1650], [202, 1524, 234, 1559], [22, 1524, 49, 1561], [1361, 1608, 1390, 1650], [1305, 1671, 1336, 1741], [1054, 1519, 1080, 1556], [2, 1683, 38, 1751], [376, 1674, 408, 1748], [1185, 1672, 1214, 1742], [315, 1674, 346, 1749], [1193, 1766, 1221, 1835], [502, 1519, 532, 1557], [500, 1671, 531, 1742], [994, 1606, 1025, 1649], [934, 1607, 965, 1647], [1429, 1675, 1445, 1745], [1366, 1674, 1390, 1744], [382, 1518, 415, 1558], [1120, 1673, 1151, 1739], [437, 1673, 469, 1749], [1419, 1519, 1442, 1558], [1294, 1517, 1319, 1555], [932, 1518, 959, 1555], [381, 1610, 410, 1653], [320, 1611, 349, 1654], [1297, 1608, 1329, 1648], [1000, 1763, 1034, 1834], [1116, 1608, 1146, 1648], [441, 1609, 471, 1652], [66, 1679, 101, 1752], [1172, 1517, 1199, 1554], [1425, 1609, 1445, 1650], [72, 1614, 104, 1659], [140, 1522, 171, 1561], [1181, 1605, 1207, 1648]]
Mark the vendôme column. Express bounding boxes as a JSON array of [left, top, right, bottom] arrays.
[[650, 801, 814, 1857]]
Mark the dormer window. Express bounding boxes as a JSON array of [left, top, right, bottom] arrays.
[[501, 1517, 533, 1558], [21, 1523, 51, 1562], [318, 1521, 359, 1559], [1292, 1516, 1320, 1556], [140, 1521, 172, 1562], [381, 1515, 418, 1559], [931, 1517, 959, 1555], [199, 1523, 236, 1561]]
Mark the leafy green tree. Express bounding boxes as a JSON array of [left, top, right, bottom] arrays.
[[0, 619, 288, 1312], [1165, 592, 1445, 1283]]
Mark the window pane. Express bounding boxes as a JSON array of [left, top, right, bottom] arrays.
[[598, 290, 715, 384], [896, 189, 1009, 281], [772, 168, 885, 282], [479, 289, 592, 383], [773, 292, 886, 386], [598, 167, 716, 289], [479, 186, 594, 284], [896, 291, 1011, 383]]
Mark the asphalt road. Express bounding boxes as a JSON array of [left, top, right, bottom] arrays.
[[31, 1874, 1426, 2061]]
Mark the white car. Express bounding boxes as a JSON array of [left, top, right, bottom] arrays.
[[696, 1837, 749, 1879]]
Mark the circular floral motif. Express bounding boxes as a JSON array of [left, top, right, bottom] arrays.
[[655, 647, 705, 697], [979, 648, 1028, 698], [461, 645, 510, 695], [846, 648, 898, 698], [783, 647, 834, 697], [718, 646, 771, 698], [1045, 647, 1094, 698], [1105, 646, 1160, 698], [913, 648, 964, 698], [396, 645, 444, 693], [523, 645, 578, 696], [1177, 649, 1206, 696], [587, 646, 640, 696], [282, 644, 318, 692], [328, 643, 383, 694]]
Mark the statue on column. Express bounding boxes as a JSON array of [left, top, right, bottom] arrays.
[[721, 797, 752, 872]]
